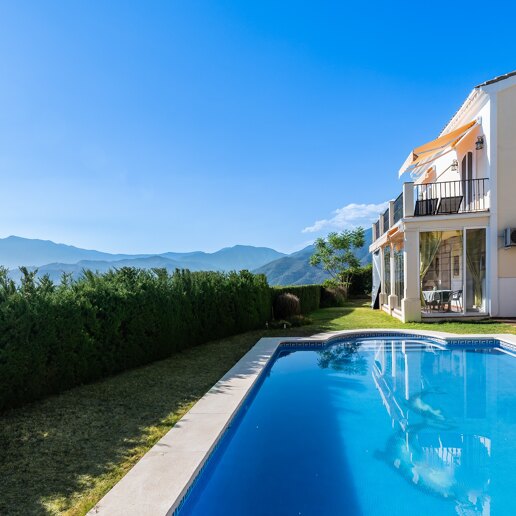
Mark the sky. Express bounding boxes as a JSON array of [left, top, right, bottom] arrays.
[[1, 1, 516, 254]]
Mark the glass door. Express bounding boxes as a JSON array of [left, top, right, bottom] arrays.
[[465, 228, 486, 313]]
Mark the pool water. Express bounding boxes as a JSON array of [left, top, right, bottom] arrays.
[[179, 338, 516, 515]]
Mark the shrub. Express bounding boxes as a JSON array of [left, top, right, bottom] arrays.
[[320, 286, 348, 307], [288, 315, 313, 327], [273, 293, 301, 320], [271, 285, 321, 315], [269, 319, 292, 329], [348, 264, 373, 297], [0, 267, 272, 411]]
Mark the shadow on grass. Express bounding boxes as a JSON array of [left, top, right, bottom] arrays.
[[0, 332, 254, 514], [0, 323, 326, 516]]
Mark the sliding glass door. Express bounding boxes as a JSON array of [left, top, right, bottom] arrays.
[[465, 228, 486, 313], [420, 228, 486, 315], [420, 230, 463, 313]]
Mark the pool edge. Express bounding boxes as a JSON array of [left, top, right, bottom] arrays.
[[88, 329, 516, 516]]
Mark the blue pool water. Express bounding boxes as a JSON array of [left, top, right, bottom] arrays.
[[179, 337, 516, 515]]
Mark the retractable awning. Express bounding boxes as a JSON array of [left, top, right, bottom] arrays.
[[398, 120, 477, 177]]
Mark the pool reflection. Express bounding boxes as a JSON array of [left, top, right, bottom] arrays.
[[371, 340, 493, 512]]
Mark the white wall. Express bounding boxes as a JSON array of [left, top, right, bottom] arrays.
[[498, 278, 516, 317]]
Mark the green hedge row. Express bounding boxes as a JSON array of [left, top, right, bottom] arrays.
[[0, 267, 271, 411], [348, 264, 372, 297], [271, 285, 321, 315]]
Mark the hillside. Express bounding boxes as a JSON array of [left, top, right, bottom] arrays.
[[254, 228, 372, 286], [161, 245, 285, 272]]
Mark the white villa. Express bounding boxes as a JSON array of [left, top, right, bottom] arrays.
[[370, 71, 516, 322]]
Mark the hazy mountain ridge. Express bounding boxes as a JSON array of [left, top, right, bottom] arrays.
[[0, 235, 149, 269], [1, 232, 371, 286]]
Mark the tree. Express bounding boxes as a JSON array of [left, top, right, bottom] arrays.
[[309, 227, 365, 290]]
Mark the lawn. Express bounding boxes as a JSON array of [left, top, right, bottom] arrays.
[[1, 299, 515, 515]]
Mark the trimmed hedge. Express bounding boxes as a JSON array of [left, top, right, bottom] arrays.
[[0, 267, 271, 411], [271, 285, 321, 316], [0, 263, 372, 411], [320, 286, 347, 308], [348, 264, 373, 297]]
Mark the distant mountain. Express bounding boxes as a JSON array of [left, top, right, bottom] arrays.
[[0, 235, 148, 269], [0, 236, 286, 282], [1, 233, 371, 286], [161, 245, 286, 272], [7, 255, 216, 284], [253, 252, 331, 285], [254, 228, 372, 286]]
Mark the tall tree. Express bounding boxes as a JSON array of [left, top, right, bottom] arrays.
[[309, 227, 365, 290]]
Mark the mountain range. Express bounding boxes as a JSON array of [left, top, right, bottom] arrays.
[[1, 230, 372, 286]]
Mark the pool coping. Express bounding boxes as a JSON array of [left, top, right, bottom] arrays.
[[88, 329, 516, 515]]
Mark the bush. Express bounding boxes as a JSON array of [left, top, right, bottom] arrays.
[[288, 315, 313, 327], [271, 285, 321, 315], [273, 293, 301, 320], [348, 264, 372, 297], [320, 286, 348, 307], [0, 267, 272, 411], [268, 319, 292, 329]]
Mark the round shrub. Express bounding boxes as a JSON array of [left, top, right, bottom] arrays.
[[273, 293, 301, 319], [320, 286, 348, 308]]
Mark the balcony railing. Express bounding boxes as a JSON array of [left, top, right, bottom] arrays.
[[413, 178, 488, 216], [371, 178, 489, 244]]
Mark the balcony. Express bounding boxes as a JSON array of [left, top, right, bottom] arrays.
[[413, 178, 488, 216], [372, 178, 489, 242]]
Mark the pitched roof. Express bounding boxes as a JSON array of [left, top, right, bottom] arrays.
[[475, 70, 516, 88]]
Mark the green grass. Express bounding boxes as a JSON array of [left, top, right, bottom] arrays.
[[310, 299, 516, 335], [1, 299, 515, 515]]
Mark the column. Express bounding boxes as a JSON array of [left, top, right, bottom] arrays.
[[402, 227, 421, 322], [403, 182, 414, 218]]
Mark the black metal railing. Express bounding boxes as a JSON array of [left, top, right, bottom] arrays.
[[382, 208, 390, 232], [374, 219, 380, 240], [413, 178, 489, 217], [393, 192, 404, 224]]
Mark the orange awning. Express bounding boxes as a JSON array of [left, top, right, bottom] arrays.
[[398, 120, 476, 177], [415, 166, 436, 185]]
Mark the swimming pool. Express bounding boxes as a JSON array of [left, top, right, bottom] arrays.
[[178, 336, 516, 515]]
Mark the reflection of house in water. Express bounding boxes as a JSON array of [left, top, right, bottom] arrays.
[[371, 339, 493, 512]]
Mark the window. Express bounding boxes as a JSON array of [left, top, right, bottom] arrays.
[[461, 152, 473, 209], [384, 246, 391, 300]]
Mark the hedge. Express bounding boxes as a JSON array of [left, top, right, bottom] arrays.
[[271, 285, 321, 316], [348, 264, 372, 297], [0, 267, 271, 411]]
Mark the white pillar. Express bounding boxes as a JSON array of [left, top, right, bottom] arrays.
[[402, 228, 421, 322], [403, 182, 414, 218], [388, 200, 395, 228]]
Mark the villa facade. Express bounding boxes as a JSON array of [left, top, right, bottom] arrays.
[[370, 71, 516, 322]]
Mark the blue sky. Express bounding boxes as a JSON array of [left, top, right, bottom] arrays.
[[1, 1, 515, 253]]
